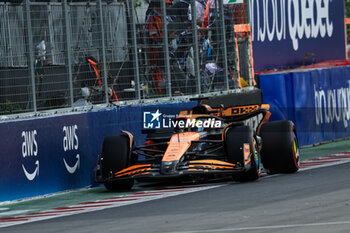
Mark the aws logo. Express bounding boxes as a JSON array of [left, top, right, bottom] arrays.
[[20, 125, 80, 181], [63, 125, 80, 174], [21, 130, 39, 181]]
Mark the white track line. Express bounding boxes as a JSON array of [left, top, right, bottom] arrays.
[[0, 210, 37, 217]]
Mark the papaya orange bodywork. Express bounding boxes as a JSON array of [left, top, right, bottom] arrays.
[[243, 143, 251, 165], [162, 132, 200, 162], [189, 160, 235, 167], [121, 130, 133, 148], [114, 164, 151, 178]]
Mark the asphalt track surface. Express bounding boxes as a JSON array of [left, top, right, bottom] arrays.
[[2, 162, 350, 233]]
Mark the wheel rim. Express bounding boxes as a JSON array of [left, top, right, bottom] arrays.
[[253, 139, 260, 170], [293, 133, 300, 167]]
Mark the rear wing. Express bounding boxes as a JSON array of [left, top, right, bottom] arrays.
[[180, 104, 270, 120]]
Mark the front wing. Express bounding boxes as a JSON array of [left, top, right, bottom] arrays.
[[96, 159, 250, 183]]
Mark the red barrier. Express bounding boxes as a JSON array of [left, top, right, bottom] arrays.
[[256, 60, 350, 74]]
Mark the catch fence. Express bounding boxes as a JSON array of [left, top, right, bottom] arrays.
[[0, 0, 254, 116]]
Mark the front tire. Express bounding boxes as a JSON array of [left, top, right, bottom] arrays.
[[225, 125, 260, 182], [101, 135, 134, 191]]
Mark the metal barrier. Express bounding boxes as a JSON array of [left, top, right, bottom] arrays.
[[0, 0, 254, 116]]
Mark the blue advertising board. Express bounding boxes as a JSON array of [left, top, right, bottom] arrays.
[[0, 113, 89, 201], [250, 0, 346, 71], [259, 65, 350, 146], [0, 101, 196, 202]]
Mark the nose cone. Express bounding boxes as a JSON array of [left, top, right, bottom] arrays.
[[160, 161, 177, 175], [160, 132, 200, 175]]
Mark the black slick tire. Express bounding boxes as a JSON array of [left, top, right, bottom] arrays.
[[260, 120, 300, 174], [101, 135, 134, 191], [225, 125, 260, 182]]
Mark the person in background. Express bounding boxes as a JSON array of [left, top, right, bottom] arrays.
[[202, 0, 245, 89], [145, 0, 173, 95]]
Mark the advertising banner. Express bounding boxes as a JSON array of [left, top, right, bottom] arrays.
[[251, 0, 346, 71], [0, 113, 89, 201], [259, 66, 350, 146], [0, 101, 197, 202]]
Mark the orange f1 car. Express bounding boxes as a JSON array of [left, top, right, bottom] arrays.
[[95, 99, 300, 190]]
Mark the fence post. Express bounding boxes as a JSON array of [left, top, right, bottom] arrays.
[[97, 0, 109, 104], [191, 0, 201, 95], [62, 0, 74, 107], [218, 0, 229, 91], [25, 0, 37, 112], [128, 0, 141, 100], [245, 0, 251, 24], [160, 0, 171, 97], [245, 0, 254, 86]]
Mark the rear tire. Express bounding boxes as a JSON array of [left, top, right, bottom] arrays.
[[101, 135, 134, 191], [260, 120, 300, 174], [225, 125, 260, 182]]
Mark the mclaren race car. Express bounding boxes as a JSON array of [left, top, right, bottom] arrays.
[[95, 100, 300, 190]]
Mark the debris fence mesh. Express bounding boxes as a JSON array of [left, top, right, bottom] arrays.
[[0, 0, 254, 116]]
